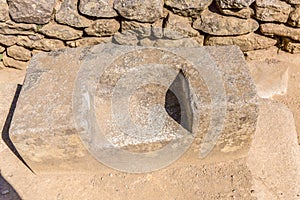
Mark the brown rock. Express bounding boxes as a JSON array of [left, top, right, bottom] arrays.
[[17, 36, 65, 51], [56, 0, 92, 28], [0, 0, 9, 22], [0, 45, 4, 53], [7, 45, 31, 61], [39, 22, 83, 41], [78, 0, 117, 18], [255, 0, 291, 23], [8, 0, 55, 24], [260, 23, 300, 42], [121, 20, 152, 38], [288, 6, 300, 27], [113, 0, 164, 23], [0, 34, 18, 46], [66, 37, 112, 48], [219, 7, 254, 19], [286, 0, 300, 4], [282, 38, 300, 54], [113, 31, 139, 45], [84, 19, 120, 37], [193, 10, 259, 36], [165, 0, 212, 16], [2, 52, 28, 69], [205, 33, 277, 51], [0, 20, 36, 35]]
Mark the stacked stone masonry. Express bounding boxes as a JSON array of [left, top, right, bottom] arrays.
[[0, 0, 300, 69]]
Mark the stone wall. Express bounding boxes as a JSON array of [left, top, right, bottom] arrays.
[[0, 0, 299, 70]]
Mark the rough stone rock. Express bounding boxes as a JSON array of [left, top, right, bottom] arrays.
[[288, 6, 300, 27], [39, 22, 83, 41], [0, 21, 36, 35], [0, 45, 4, 53], [78, 0, 117, 18], [0, 0, 9, 22], [165, 13, 200, 38], [219, 7, 254, 19], [260, 23, 300, 42], [205, 33, 277, 51], [286, 0, 300, 4], [193, 10, 259, 36], [7, 0, 55, 24], [247, 99, 300, 199], [10, 44, 257, 172], [113, 31, 139, 45], [255, 0, 291, 23], [66, 37, 112, 48], [2, 52, 28, 69], [121, 20, 152, 38], [216, 0, 255, 8], [165, 0, 212, 16], [282, 38, 300, 54], [84, 19, 120, 37], [7, 45, 31, 61], [56, 0, 92, 28], [0, 35, 18, 46], [113, 0, 164, 23], [153, 37, 203, 47], [17, 36, 65, 51]]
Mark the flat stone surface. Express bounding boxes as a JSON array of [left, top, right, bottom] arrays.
[[0, 0, 9, 22], [255, 0, 291, 23], [165, 0, 212, 16], [216, 0, 255, 8], [56, 0, 92, 28], [8, 0, 55, 24], [193, 10, 259, 36], [205, 33, 277, 52], [114, 0, 164, 23], [79, 0, 117, 18], [2, 52, 28, 70], [9, 43, 257, 172], [84, 19, 120, 37], [260, 23, 300, 42], [39, 22, 83, 41], [0, 34, 18, 46], [6, 45, 31, 61], [0, 21, 36, 35]]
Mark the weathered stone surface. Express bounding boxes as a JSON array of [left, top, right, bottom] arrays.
[[286, 0, 300, 4], [56, 0, 92, 28], [8, 0, 55, 24], [247, 99, 300, 199], [219, 7, 254, 19], [10, 44, 257, 172], [17, 36, 65, 51], [0, 0, 9, 22], [66, 37, 112, 48], [121, 20, 152, 38], [165, 0, 212, 16], [193, 10, 259, 36], [79, 0, 117, 18], [0, 21, 36, 35], [84, 19, 120, 37], [288, 6, 300, 27], [255, 0, 291, 23], [7, 45, 31, 61], [153, 37, 203, 47], [165, 13, 200, 38], [0, 45, 4, 53], [0, 35, 18, 46], [260, 23, 300, 42], [282, 38, 300, 54], [247, 59, 288, 98], [205, 33, 277, 51], [39, 22, 83, 41], [113, 31, 139, 45], [113, 0, 164, 23], [216, 0, 255, 8], [2, 52, 28, 69]]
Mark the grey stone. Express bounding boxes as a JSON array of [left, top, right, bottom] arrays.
[[260, 23, 300, 42], [56, 0, 92, 28], [7, 45, 31, 61], [79, 0, 117, 18], [219, 7, 254, 19], [10, 43, 257, 172], [0, 21, 36, 35], [205, 33, 277, 51], [288, 6, 300, 28], [8, 0, 55, 24], [0, 0, 9, 22], [113, 0, 164, 23], [193, 10, 259, 36], [39, 22, 83, 41], [165, 0, 212, 16], [216, 0, 255, 9], [84, 19, 120, 37], [255, 0, 291, 23]]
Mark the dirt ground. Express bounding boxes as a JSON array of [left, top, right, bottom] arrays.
[[0, 47, 299, 200]]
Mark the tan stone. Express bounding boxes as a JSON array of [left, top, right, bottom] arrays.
[[219, 7, 254, 19], [282, 38, 300, 54], [17, 36, 65, 51], [288, 6, 300, 28], [0, 45, 4, 53], [7, 45, 31, 61], [84, 19, 120, 37], [154, 37, 203, 47], [165, 0, 212, 16], [0, 20, 36, 35], [66, 37, 112, 48], [260, 23, 300, 42], [0, 34, 18, 46], [205, 33, 277, 51], [39, 22, 83, 41], [0, 0, 9, 22], [121, 20, 152, 38], [193, 10, 259, 36], [217, 0, 255, 8], [255, 0, 291, 23], [78, 0, 117, 18], [2, 52, 28, 69]]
